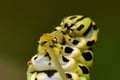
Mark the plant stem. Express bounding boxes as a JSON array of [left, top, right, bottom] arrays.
[[47, 48, 67, 80]]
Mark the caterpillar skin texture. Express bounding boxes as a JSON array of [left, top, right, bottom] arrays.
[[27, 15, 99, 80]]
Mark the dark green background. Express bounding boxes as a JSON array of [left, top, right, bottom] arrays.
[[0, 0, 119, 80]]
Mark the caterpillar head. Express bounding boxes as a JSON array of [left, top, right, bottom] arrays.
[[60, 15, 98, 37]]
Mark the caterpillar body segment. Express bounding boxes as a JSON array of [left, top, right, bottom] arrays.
[[28, 70, 80, 80]]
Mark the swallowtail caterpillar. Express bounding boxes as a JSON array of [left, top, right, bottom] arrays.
[[27, 15, 99, 80]]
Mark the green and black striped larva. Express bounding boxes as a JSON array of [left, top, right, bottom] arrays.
[[27, 15, 99, 80]]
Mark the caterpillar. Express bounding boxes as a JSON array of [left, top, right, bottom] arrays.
[[27, 15, 99, 80]]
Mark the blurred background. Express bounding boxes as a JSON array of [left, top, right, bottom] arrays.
[[0, 0, 120, 80]]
